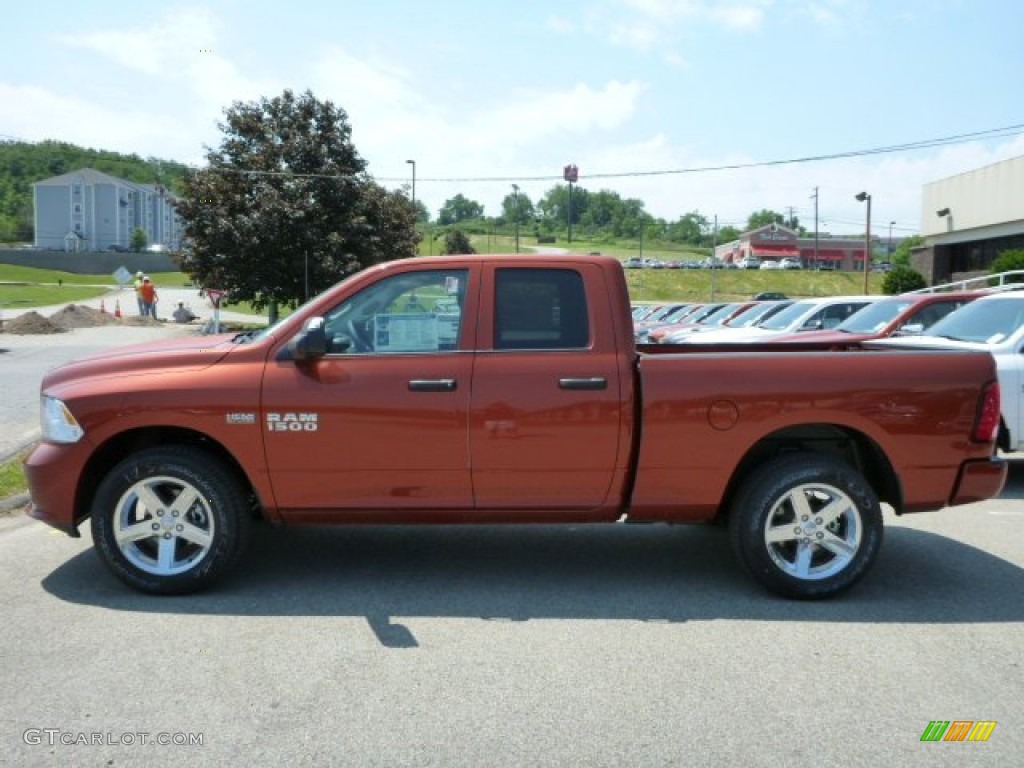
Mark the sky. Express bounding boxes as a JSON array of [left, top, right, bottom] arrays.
[[2, 0, 1023, 237]]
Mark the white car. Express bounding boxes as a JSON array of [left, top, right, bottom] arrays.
[[674, 296, 877, 344], [780, 257, 802, 270], [870, 291, 1024, 452]]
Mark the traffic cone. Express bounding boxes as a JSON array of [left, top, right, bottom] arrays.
[[100, 299, 107, 314], [114, 300, 122, 319]]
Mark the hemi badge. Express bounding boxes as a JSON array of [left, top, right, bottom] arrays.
[[226, 412, 257, 424]]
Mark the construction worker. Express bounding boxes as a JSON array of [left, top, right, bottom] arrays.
[[133, 271, 145, 314], [139, 276, 159, 319]]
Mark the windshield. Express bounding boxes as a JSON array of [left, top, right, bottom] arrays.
[[923, 297, 1024, 343], [836, 300, 911, 333], [700, 303, 741, 326], [660, 304, 694, 322], [728, 301, 790, 327], [757, 300, 817, 331]]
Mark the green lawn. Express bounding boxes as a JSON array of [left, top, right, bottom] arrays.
[[0, 265, 189, 311], [0, 450, 29, 504], [0, 253, 886, 316]]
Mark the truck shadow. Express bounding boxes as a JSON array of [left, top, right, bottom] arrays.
[[42, 510, 1024, 648]]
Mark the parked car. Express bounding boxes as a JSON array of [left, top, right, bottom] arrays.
[[752, 292, 788, 301], [780, 257, 802, 270], [759, 260, 781, 270], [647, 302, 758, 343], [768, 292, 980, 344], [677, 296, 877, 344], [738, 256, 761, 270], [658, 301, 794, 343], [624, 257, 644, 269]]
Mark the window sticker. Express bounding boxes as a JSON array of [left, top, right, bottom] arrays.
[[374, 313, 440, 351]]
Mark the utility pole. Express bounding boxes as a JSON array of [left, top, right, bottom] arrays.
[[711, 214, 718, 301], [511, 184, 520, 253], [810, 187, 819, 270]]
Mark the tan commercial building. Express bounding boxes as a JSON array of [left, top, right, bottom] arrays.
[[916, 154, 1024, 284]]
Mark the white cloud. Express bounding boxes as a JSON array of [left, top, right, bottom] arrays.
[[57, 7, 218, 76]]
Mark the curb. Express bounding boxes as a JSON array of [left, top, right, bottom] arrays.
[[0, 492, 29, 513]]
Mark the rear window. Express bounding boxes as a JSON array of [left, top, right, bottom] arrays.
[[494, 268, 590, 350]]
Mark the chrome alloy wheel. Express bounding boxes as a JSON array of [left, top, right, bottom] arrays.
[[762, 482, 862, 581], [112, 475, 215, 576]]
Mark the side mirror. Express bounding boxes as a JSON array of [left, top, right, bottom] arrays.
[[288, 317, 327, 361]]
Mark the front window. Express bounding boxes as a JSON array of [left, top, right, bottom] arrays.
[[321, 269, 468, 354]]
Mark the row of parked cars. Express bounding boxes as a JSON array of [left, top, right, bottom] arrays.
[[624, 256, 809, 270], [632, 277, 1024, 453]]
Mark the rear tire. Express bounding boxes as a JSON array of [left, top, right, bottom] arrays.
[[728, 453, 883, 599], [90, 446, 250, 594]]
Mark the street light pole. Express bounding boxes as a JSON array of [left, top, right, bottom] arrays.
[[405, 159, 416, 208], [511, 184, 520, 253], [888, 220, 895, 257], [856, 191, 871, 293]]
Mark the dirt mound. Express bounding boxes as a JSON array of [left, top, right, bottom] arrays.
[[48, 304, 119, 329], [2, 311, 68, 335], [120, 315, 163, 327]]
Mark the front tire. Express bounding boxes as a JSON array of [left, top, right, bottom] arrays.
[[90, 446, 250, 594], [728, 453, 883, 599]]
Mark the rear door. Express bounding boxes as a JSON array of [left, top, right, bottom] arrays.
[[468, 263, 628, 510]]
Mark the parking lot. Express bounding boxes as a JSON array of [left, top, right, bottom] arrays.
[[1, 461, 1021, 766]]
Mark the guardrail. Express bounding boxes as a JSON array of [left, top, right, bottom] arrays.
[[906, 270, 1024, 294]]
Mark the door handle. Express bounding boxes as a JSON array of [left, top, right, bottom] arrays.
[[558, 377, 607, 390], [408, 379, 457, 392]]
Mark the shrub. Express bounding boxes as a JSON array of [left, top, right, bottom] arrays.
[[882, 265, 927, 294]]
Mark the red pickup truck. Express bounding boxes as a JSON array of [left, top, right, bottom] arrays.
[[25, 254, 1006, 599]]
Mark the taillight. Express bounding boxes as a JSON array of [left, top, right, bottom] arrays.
[[972, 380, 1001, 443]]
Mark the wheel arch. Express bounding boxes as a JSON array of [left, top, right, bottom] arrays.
[[73, 427, 263, 529], [716, 423, 900, 523]]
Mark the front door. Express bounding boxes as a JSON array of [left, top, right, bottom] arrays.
[[262, 267, 476, 513]]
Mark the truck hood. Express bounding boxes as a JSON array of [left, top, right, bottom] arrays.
[[41, 332, 244, 391]]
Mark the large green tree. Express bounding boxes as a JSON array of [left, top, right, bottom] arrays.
[[175, 89, 419, 320], [746, 209, 786, 231], [889, 234, 924, 266], [437, 194, 484, 225]]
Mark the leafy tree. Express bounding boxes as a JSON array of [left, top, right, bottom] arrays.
[[882, 265, 927, 294], [442, 229, 475, 254], [990, 248, 1024, 281], [746, 209, 786, 231], [889, 234, 924, 266], [437, 194, 484, 225], [716, 225, 741, 244], [130, 227, 148, 252], [667, 211, 708, 245], [175, 89, 419, 322], [501, 190, 534, 225], [413, 199, 430, 224]]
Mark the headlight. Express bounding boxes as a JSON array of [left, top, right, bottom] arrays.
[[40, 396, 84, 444]]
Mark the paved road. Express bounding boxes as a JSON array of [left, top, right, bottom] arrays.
[[1, 473, 1022, 766]]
